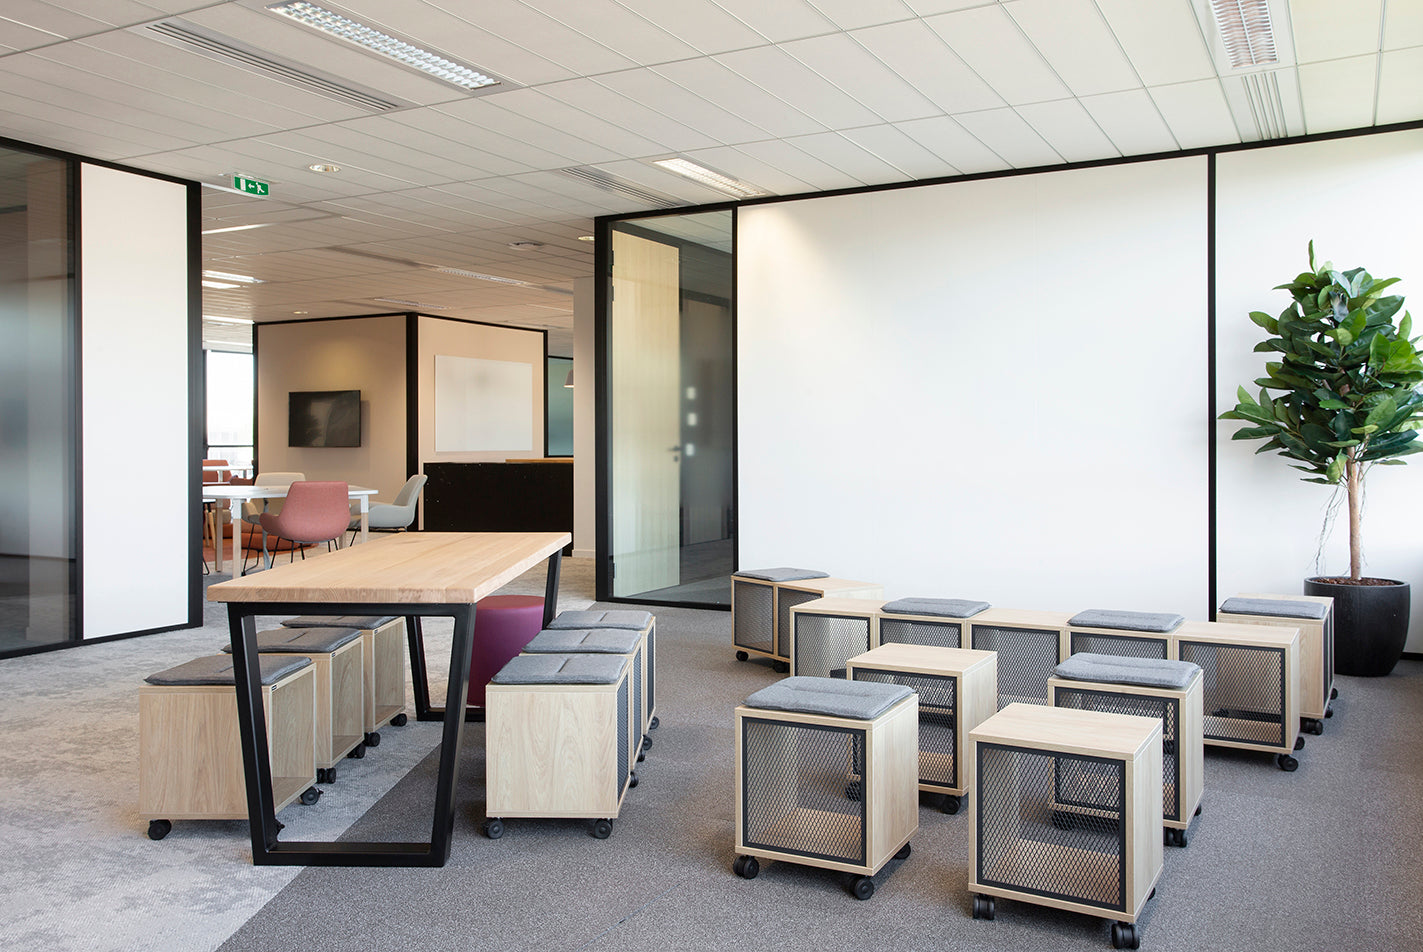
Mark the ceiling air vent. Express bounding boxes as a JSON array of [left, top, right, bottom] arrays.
[[558, 167, 682, 210], [144, 20, 409, 112]]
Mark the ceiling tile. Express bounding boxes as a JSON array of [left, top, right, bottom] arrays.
[[895, 115, 1008, 173], [590, 67, 773, 144], [780, 32, 941, 122], [1079, 88, 1178, 155], [802, 0, 918, 30], [1005, 0, 1140, 96], [1376, 46, 1423, 124], [1149, 79, 1240, 149], [686, 142, 828, 193], [714, 45, 882, 128], [473, 87, 674, 159], [1093, 0, 1215, 86], [850, 19, 1005, 114], [610, 0, 767, 54], [1297, 54, 1379, 133], [952, 107, 1063, 167], [1289, 0, 1382, 63], [1383, 0, 1423, 49], [704, 0, 838, 42], [902, 1, 987, 13], [780, 131, 910, 185], [539, 77, 722, 153], [837, 123, 960, 179], [924, 5, 1070, 105], [652, 57, 827, 138], [406, 0, 635, 75], [516, 0, 701, 64], [1015, 98, 1119, 162]]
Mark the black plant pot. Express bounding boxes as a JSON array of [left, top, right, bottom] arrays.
[[1304, 577, 1411, 677]]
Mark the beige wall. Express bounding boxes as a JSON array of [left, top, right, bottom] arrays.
[[255, 316, 407, 502]]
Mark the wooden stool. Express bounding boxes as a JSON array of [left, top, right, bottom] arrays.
[[1064, 609, 1183, 662], [1169, 620, 1303, 771], [546, 609, 658, 740], [483, 653, 636, 840], [227, 627, 365, 783], [139, 654, 318, 840], [964, 608, 1073, 707], [733, 676, 918, 900], [1217, 594, 1335, 735], [732, 567, 882, 671], [846, 643, 996, 814], [787, 597, 884, 679], [968, 703, 1162, 949], [523, 625, 647, 769], [873, 597, 992, 650], [1050, 653, 1204, 847], [282, 614, 409, 743]]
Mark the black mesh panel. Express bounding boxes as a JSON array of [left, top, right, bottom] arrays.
[[977, 743, 1126, 912], [854, 668, 959, 790], [1178, 640, 1286, 748], [741, 717, 867, 865], [733, 580, 774, 654], [617, 676, 630, 795], [793, 613, 870, 679], [878, 617, 962, 649], [972, 625, 1059, 706], [777, 589, 822, 658], [1069, 631, 1168, 660], [1055, 686, 1180, 822], [633, 649, 645, 735], [647, 626, 657, 715], [1321, 614, 1333, 708]]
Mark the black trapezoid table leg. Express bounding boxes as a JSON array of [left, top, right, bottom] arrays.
[[543, 549, 563, 629]]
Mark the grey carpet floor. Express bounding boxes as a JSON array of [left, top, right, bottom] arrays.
[[214, 604, 1423, 952]]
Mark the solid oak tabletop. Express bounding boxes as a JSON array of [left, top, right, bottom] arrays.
[[207, 531, 570, 605]]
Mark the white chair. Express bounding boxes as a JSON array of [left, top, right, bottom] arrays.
[[348, 474, 426, 543]]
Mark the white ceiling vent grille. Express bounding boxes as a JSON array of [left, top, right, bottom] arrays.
[[558, 168, 682, 210], [144, 20, 409, 112], [1239, 70, 1290, 139], [1209, 0, 1278, 68]]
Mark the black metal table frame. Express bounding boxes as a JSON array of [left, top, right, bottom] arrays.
[[227, 551, 561, 867]]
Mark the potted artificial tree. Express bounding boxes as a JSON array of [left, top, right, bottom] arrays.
[[1220, 243, 1422, 676]]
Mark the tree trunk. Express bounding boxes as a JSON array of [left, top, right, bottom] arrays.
[[1347, 454, 1363, 580]]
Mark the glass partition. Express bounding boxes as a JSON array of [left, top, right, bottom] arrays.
[[606, 210, 734, 606], [0, 143, 75, 655]]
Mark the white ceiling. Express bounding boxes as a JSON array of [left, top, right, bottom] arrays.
[[2, 0, 1419, 355]]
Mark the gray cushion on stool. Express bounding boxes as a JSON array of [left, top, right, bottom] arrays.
[[491, 653, 628, 685], [548, 609, 653, 630], [881, 597, 990, 618], [221, 627, 362, 654], [745, 675, 914, 720], [145, 654, 311, 686], [1069, 609, 1184, 633], [281, 614, 397, 629], [1219, 597, 1328, 620], [1055, 652, 1200, 690], [523, 629, 641, 654], [734, 567, 829, 582]]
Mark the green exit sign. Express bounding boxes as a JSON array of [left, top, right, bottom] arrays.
[[233, 175, 269, 196]]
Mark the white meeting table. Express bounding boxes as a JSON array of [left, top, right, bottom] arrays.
[[203, 484, 377, 575]]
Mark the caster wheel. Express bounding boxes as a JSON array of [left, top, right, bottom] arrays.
[[1277, 754, 1299, 772], [735, 651, 749, 662], [1294, 736, 1305, 751], [845, 781, 862, 802], [1195, 803, 1202, 817], [851, 876, 875, 900], [348, 742, 366, 759], [390, 712, 408, 727], [317, 767, 336, 784], [629, 771, 639, 789], [482, 818, 504, 839], [733, 855, 760, 879], [650, 716, 659, 730], [275, 820, 284, 833], [972, 895, 995, 920], [894, 842, 911, 861], [638, 751, 646, 763], [1325, 706, 1334, 718], [773, 661, 789, 673], [365, 731, 381, 748], [1111, 922, 1139, 949], [941, 795, 962, 815], [1302, 718, 1323, 735], [1331, 686, 1339, 700], [300, 786, 321, 806], [591, 819, 613, 839], [642, 735, 653, 752], [1148, 887, 1155, 900], [1165, 828, 1187, 847], [147, 819, 172, 841], [1177, 829, 1188, 847]]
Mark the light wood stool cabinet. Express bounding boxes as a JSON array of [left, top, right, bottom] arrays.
[[732, 569, 883, 670], [788, 597, 884, 679], [969, 703, 1163, 949], [1217, 594, 1334, 735], [139, 654, 318, 841], [282, 614, 409, 742]]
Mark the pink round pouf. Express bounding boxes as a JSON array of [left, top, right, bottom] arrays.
[[467, 595, 546, 707]]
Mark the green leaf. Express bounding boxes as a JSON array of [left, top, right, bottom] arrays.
[[1249, 311, 1280, 334], [1325, 452, 1346, 483]]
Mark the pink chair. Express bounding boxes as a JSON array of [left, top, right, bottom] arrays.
[[256, 480, 350, 570]]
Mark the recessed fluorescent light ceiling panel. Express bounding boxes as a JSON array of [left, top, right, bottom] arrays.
[[373, 297, 449, 309], [204, 315, 255, 324], [201, 223, 275, 235], [1210, 0, 1277, 68], [653, 158, 766, 198], [203, 269, 264, 284], [202, 280, 241, 290], [266, 1, 504, 92]]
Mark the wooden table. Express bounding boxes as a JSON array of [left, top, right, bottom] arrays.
[[208, 530, 569, 867]]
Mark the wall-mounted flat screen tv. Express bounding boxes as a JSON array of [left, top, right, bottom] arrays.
[[289, 390, 361, 447]]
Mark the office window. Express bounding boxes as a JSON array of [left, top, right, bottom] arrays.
[[0, 144, 76, 655], [206, 349, 253, 472]]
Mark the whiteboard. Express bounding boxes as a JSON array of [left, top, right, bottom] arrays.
[[434, 355, 533, 452]]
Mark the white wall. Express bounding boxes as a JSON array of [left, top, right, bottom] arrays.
[[738, 158, 1210, 616], [80, 163, 191, 638], [1216, 130, 1423, 651]]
